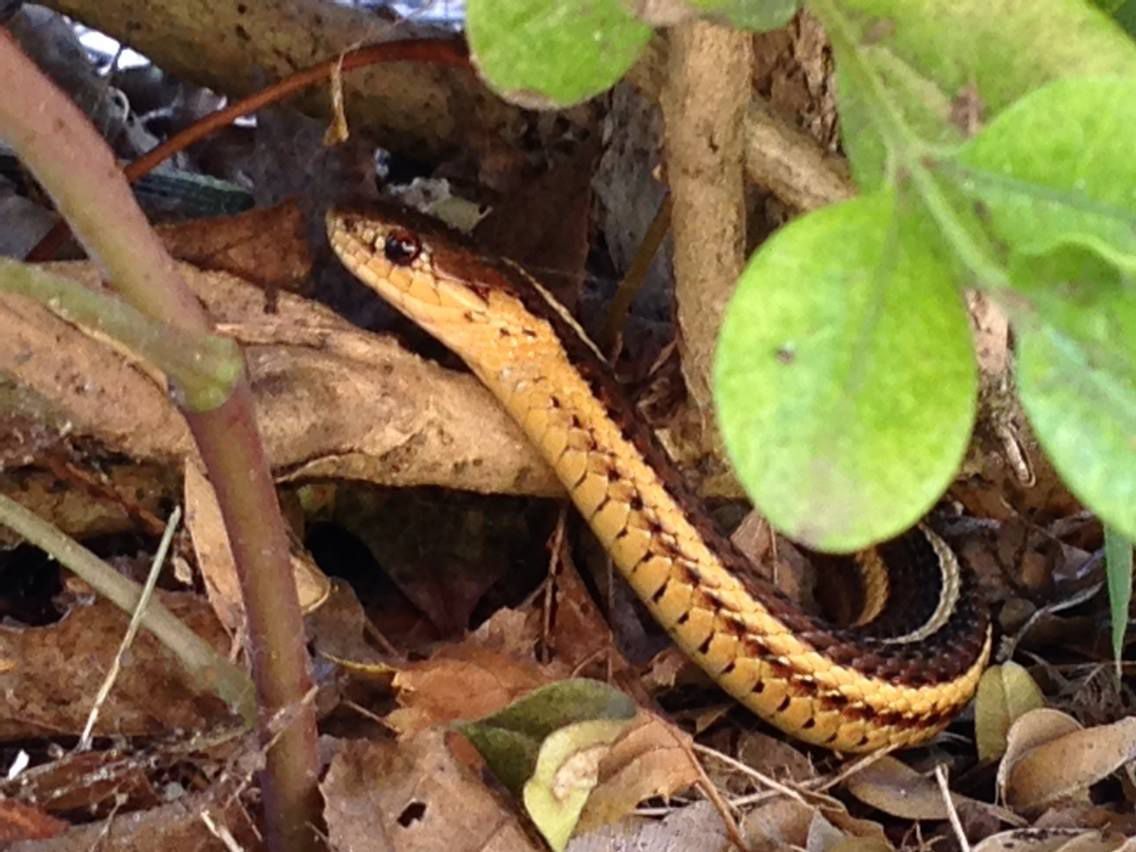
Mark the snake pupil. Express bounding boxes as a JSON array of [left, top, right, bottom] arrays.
[[383, 230, 421, 266]]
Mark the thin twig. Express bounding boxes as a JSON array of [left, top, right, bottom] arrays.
[[934, 764, 970, 852], [672, 730, 747, 850], [0, 494, 253, 717], [78, 506, 183, 750]]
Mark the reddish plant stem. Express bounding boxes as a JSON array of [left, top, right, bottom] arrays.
[[0, 30, 317, 850], [27, 38, 470, 261]]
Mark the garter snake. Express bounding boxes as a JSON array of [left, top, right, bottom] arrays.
[[327, 203, 992, 752]]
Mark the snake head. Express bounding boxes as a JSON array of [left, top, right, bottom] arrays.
[[327, 201, 581, 368]]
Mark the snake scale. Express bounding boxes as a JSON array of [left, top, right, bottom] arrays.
[[327, 202, 992, 752]]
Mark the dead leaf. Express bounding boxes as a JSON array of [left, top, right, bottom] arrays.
[[1, 262, 561, 499], [577, 711, 701, 831], [974, 827, 1136, 852], [184, 461, 328, 632], [999, 711, 1136, 811], [321, 731, 539, 852], [0, 798, 67, 843], [741, 797, 816, 851], [846, 756, 972, 821], [976, 661, 1048, 762], [0, 593, 231, 739], [807, 809, 893, 852], [3, 787, 258, 851], [569, 800, 730, 852], [386, 641, 564, 736], [155, 200, 312, 296]]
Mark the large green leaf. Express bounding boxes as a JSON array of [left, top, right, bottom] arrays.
[[813, 0, 1136, 187], [948, 77, 1136, 275], [466, 0, 652, 108], [713, 191, 976, 552], [939, 77, 1136, 540], [1014, 249, 1136, 541]]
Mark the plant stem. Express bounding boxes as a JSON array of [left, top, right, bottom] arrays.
[[0, 31, 319, 851], [0, 258, 242, 410]]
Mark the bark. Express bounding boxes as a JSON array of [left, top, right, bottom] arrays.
[[37, 0, 528, 161]]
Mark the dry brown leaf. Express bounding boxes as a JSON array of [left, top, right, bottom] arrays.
[[0, 798, 67, 843], [576, 711, 700, 832], [155, 200, 312, 295], [741, 797, 816, 851], [999, 712, 1136, 811], [808, 808, 894, 852], [846, 755, 987, 821], [736, 728, 815, 784], [569, 800, 731, 852], [974, 828, 1136, 852], [1, 262, 560, 497], [184, 460, 329, 631], [0, 593, 230, 739], [321, 731, 539, 852], [386, 641, 566, 736], [470, 606, 541, 658], [4, 787, 257, 852], [976, 661, 1048, 762], [546, 538, 631, 677]]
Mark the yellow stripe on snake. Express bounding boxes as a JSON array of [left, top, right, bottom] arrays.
[[327, 203, 992, 752]]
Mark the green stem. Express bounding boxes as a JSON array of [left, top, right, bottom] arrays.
[[0, 259, 241, 411]]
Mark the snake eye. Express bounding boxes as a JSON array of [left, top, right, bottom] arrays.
[[383, 230, 421, 266]]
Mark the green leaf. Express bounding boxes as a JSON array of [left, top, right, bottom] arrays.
[[456, 679, 635, 796], [1014, 250, 1136, 541], [522, 718, 629, 851], [1104, 526, 1133, 677], [466, 0, 652, 108], [937, 81, 1136, 545], [713, 191, 976, 552], [813, 0, 1136, 187], [456, 680, 636, 851], [948, 77, 1136, 276]]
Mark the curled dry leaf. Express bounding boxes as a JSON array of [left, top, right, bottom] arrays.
[[184, 461, 329, 632], [1, 261, 560, 500], [975, 661, 1047, 762], [576, 711, 701, 832], [998, 710, 1136, 811], [386, 639, 564, 736]]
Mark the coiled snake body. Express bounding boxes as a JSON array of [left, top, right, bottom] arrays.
[[328, 203, 992, 752]]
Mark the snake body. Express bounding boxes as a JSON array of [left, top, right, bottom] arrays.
[[327, 203, 992, 752]]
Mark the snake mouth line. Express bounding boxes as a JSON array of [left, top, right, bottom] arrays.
[[327, 202, 992, 752]]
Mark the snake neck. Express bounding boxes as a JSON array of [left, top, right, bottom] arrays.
[[471, 324, 989, 753]]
